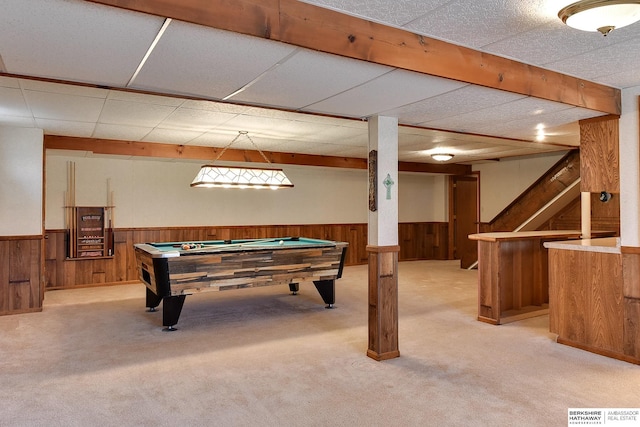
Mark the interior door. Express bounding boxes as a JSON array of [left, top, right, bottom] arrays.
[[451, 175, 479, 269]]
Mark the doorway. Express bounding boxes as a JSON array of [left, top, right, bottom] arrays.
[[449, 174, 479, 269]]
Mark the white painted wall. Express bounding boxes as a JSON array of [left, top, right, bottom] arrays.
[[398, 173, 447, 222], [472, 152, 568, 223], [0, 127, 43, 236], [619, 86, 640, 247], [45, 152, 448, 229]]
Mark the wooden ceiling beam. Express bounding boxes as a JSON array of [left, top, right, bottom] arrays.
[[44, 135, 471, 175], [85, 0, 620, 115]]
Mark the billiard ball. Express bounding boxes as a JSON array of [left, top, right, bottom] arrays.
[[279, 240, 284, 245]]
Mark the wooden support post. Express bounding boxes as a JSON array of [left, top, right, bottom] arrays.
[[367, 116, 399, 360], [366, 245, 400, 361]]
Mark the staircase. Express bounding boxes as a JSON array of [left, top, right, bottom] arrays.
[[486, 150, 581, 233]]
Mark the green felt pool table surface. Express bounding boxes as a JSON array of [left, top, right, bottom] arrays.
[[138, 237, 337, 257]]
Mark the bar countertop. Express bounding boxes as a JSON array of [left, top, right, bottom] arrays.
[[468, 230, 589, 242], [543, 237, 621, 254]]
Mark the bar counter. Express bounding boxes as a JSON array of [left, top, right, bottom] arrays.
[[469, 230, 613, 325], [544, 237, 638, 365]]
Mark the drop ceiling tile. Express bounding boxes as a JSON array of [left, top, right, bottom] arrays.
[[546, 36, 640, 83], [106, 90, 186, 107], [92, 123, 153, 141], [0, 0, 165, 86], [334, 146, 368, 158], [304, 69, 465, 118], [181, 99, 249, 115], [213, 114, 304, 136], [0, 87, 30, 117], [20, 79, 108, 98], [160, 108, 238, 131], [314, 125, 367, 144], [0, 115, 35, 128], [25, 90, 105, 122], [189, 132, 288, 152], [484, 22, 640, 69], [142, 128, 205, 144], [131, 20, 297, 99], [187, 131, 239, 148], [232, 48, 393, 109], [596, 67, 640, 89], [390, 85, 525, 125], [423, 96, 575, 134], [0, 76, 20, 89], [36, 118, 96, 137], [98, 99, 177, 127], [299, 0, 451, 27], [474, 106, 601, 139], [404, 0, 552, 49]]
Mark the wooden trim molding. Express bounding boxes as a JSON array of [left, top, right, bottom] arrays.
[[85, 0, 620, 114], [0, 235, 43, 241], [366, 245, 401, 253], [621, 246, 640, 254]]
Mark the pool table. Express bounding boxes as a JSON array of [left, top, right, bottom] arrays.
[[134, 237, 348, 330]]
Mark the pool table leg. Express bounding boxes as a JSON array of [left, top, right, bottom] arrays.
[[313, 279, 335, 308], [289, 283, 299, 295], [146, 287, 162, 312], [162, 295, 186, 331]]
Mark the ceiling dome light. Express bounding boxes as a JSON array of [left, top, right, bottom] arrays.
[[431, 153, 454, 162], [558, 0, 640, 36]]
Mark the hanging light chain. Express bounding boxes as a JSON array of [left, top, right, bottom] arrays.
[[213, 131, 272, 164]]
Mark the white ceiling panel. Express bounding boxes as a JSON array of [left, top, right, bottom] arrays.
[[131, 20, 297, 100], [422, 96, 580, 135], [25, 90, 105, 122], [20, 79, 108, 98], [484, 22, 640, 71], [0, 76, 20, 89], [98, 99, 177, 128], [36, 118, 96, 137], [299, 0, 451, 27], [389, 85, 526, 125], [142, 128, 206, 144], [2, 0, 639, 165], [106, 90, 186, 107], [160, 107, 238, 131], [546, 37, 640, 85], [403, 0, 552, 49], [0, 0, 164, 86], [0, 87, 30, 117], [231, 48, 393, 109], [305, 69, 466, 118], [0, 115, 35, 128], [476, 107, 599, 143], [92, 123, 153, 141]]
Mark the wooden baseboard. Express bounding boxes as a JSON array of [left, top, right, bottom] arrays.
[[557, 337, 640, 365], [367, 349, 400, 361]]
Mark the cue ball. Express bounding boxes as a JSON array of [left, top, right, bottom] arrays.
[[279, 240, 284, 245]]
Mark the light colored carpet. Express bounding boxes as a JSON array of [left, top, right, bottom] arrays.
[[1, 260, 638, 426]]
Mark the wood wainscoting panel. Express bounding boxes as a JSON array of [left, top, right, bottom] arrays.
[[0, 237, 43, 316], [624, 297, 640, 360], [44, 222, 448, 290], [579, 117, 620, 193]]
